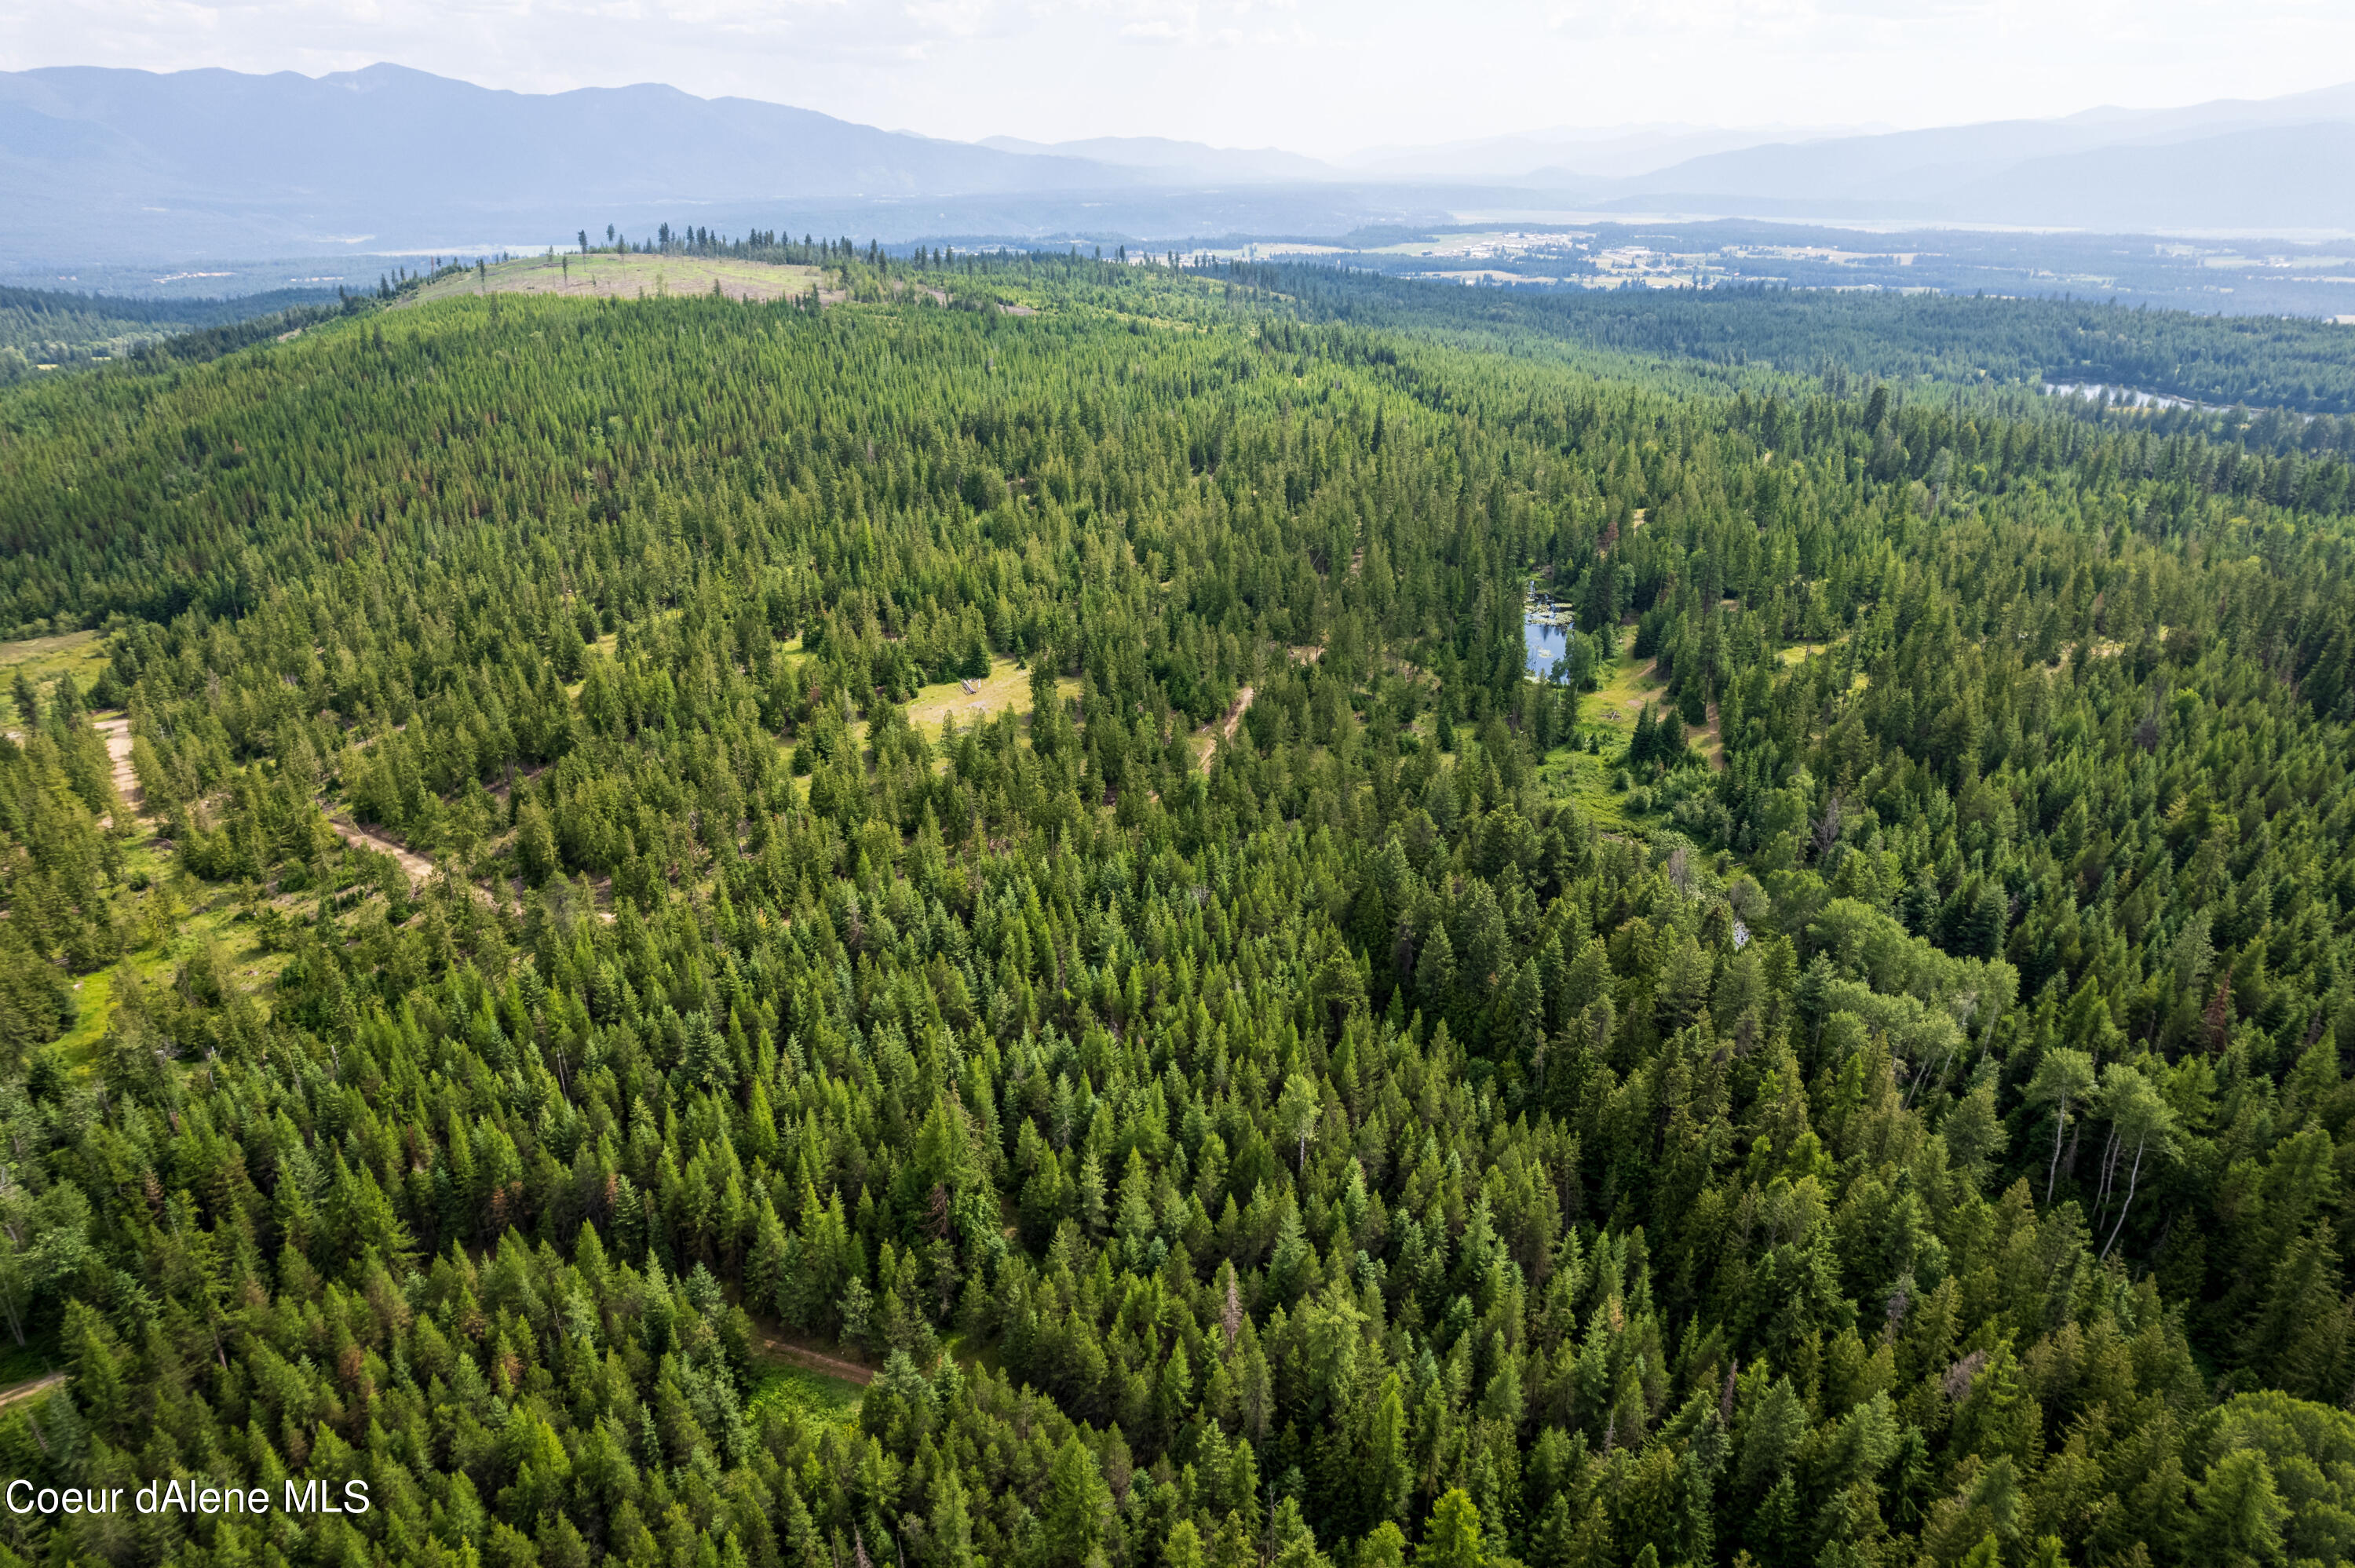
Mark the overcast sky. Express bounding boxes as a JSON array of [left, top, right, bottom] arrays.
[[5, 0, 2348, 157]]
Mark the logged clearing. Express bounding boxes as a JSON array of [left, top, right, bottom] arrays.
[[405, 253, 822, 306]]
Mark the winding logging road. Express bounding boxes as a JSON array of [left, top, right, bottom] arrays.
[[0, 1372, 65, 1412]]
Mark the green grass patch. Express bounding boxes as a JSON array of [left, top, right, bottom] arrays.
[[0, 630, 108, 709], [51, 966, 117, 1071], [905, 655, 1079, 743], [1777, 640, 1865, 691], [1573, 628, 1725, 767], [1540, 743, 1634, 830], [747, 1362, 864, 1427], [53, 884, 283, 1074], [1583, 648, 1669, 735]]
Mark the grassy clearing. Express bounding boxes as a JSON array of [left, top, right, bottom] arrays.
[[906, 658, 1035, 741], [771, 652, 1081, 801], [904, 656, 1081, 744], [1780, 640, 1870, 691], [1582, 633, 1668, 735], [1537, 625, 1724, 824], [51, 967, 119, 1068], [51, 862, 286, 1074], [561, 632, 625, 703], [1572, 627, 1725, 766], [746, 1362, 864, 1428], [1539, 744, 1632, 830], [406, 253, 822, 307], [0, 629, 107, 702]]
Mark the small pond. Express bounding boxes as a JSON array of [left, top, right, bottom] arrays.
[[1524, 601, 1574, 676]]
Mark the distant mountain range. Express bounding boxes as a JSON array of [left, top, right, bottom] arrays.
[[1334, 124, 1890, 183], [0, 64, 1137, 261], [977, 135, 1331, 185], [1564, 83, 2355, 228], [0, 63, 2350, 267]]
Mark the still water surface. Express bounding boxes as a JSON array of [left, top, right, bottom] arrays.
[[1524, 607, 1573, 676]]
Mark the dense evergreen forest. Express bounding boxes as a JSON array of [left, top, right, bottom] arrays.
[[5, 249, 2355, 1568]]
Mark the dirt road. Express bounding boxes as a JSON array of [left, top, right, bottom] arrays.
[[0, 1372, 65, 1412], [1198, 685, 1254, 771], [327, 819, 440, 884], [754, 1333, 874, 1386], [93, 715, 148, 830]]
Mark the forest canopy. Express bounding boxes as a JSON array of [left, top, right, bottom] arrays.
[[1, 249, 2354, 1568]]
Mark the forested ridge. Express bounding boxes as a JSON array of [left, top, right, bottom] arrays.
[[3, 253, 2355, 1568], [1251, 265, 2355, 428], [0, 286, 342, 385]]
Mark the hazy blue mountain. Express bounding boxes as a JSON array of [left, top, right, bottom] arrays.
[[0, 62, 1123, 200], [2056, 80, 2355, 137], [1596, 119, 2127, 202], [979, 134, 1334, 184], [1565, 84, 2355, 228], [1946, 122, 2355, 230], [0, 63, 1132, 262], [1339, 122, 1879, 181]]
